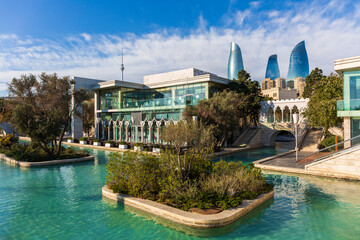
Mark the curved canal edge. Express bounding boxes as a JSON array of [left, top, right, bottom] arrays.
[[0, 153, 95, 168], [102, 185, 274, 228]]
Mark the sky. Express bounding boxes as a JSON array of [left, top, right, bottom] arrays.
[[1, 0, 360, 96]]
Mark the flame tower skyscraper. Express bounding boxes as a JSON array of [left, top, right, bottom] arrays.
[[227, 42, 244, 80], [265, 54, 280, 80], [286, 41, 309, 88]]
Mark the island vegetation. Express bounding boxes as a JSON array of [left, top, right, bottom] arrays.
[[0, 134, 89, 162], [106, 120, 273, 211]]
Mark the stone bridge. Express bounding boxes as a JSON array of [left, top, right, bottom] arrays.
[[259, 122, 308, 146], [254, 98, 309, 147]]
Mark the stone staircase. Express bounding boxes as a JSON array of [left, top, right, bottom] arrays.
[[300, 129, 323, 152], [233, 127, 257, 147]]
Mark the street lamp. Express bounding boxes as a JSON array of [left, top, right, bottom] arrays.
[[293, 113, 299, 161]]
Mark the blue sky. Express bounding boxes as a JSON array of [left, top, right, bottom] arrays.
[[1, 0, 360, 96]]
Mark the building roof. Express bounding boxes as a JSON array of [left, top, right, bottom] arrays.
[[334, 56, 360, 74], [90, 68, 230, 90]]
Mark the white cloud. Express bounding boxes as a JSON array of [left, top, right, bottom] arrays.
[[0, 34, 17, 40], [250, 1, 261, 8], [0, 0, 359, 96], [234, 9, 251, 26], [81, 33, 92, 42]]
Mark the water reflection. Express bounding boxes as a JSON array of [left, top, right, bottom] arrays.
[[264, 170, 360, 206]]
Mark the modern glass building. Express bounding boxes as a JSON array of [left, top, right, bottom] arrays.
[[286, 41, 309, 88], [228, 42, 244, 80], [265, 54, 280, 80], [335, 56, 360, 147], [79, 68, 230, 143]]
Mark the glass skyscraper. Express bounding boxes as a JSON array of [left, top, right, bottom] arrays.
[[227, 42, 244, 80], [286, 41, 309, 88], [265, 54, 280, 80]]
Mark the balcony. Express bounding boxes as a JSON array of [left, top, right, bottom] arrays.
[[337, 100, 360, 117]]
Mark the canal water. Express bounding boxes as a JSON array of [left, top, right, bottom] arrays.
[[1, 145, 360, 239]]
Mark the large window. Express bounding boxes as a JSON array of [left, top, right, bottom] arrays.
[[351, 118, 360, 145], [120, 83, 207, 110], [350, 76, 360, 100], [100, 89, 119, 110]]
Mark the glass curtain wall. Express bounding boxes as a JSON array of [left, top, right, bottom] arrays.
[[100, 89, 119, 110], [99, 83, 208, 111]]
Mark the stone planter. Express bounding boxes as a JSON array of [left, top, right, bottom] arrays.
[[153, 148, 161, 153], [105, 143, 113, 148], [134, 146, 144, 151], [67, 139, 74, 143], [93, 142, 101, 146], [102, 185, 275, 228], [119, 144, 128, 149], [80, 141, 87, 145]]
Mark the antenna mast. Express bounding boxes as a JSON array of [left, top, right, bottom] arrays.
[[120, 48, 125, 81]]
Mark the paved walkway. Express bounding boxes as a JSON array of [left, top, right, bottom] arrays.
[[254, 150, 360, 181], [259, 151, 311, 169]]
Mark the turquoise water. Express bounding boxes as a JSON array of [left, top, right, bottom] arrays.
[[1, 146, 360, 239]]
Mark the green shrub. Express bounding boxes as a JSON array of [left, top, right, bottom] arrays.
[[119, 141, 127, 145], [2, 143, 89, 162], [105, 140, 113, 144], [79, 137, 88, 141], [106, 152, 161, 200], [321, 135, 343, 152], [105, 150, 272, 211], [0, 134, 18, 149], [152, 144, 161, 148], [67, 137, 73, 140], [93, 139, 100, 142], [134, 143, 144, 147]]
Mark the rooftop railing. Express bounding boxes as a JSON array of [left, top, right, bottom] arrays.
[[337, 99, 360, 111], [299, 134, 360, 165]]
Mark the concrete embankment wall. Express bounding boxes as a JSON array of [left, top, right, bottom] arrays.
[[305, 147, 360, 178]]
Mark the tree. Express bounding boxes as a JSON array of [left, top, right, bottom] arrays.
[[83, 97, 94, 137], [162, 120, 215, 180], [303, 68, 325, 98], [0, 98, 13, 124], [303, 72, 343, 135], [7, 73, 86, 158], [183, 90, 247, 146], [228, 70, 262, 126]]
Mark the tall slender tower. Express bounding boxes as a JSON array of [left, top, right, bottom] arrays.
[[265, 54, 280, 80], [120, 48, 125, 81], [286, 41, 309, 88], [227, 42, 244, 80]]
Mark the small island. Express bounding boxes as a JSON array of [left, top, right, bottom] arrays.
[[0, 134, 93, 167], [102, 120, 274, 228]]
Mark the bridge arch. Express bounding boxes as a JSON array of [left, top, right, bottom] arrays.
[[269, 130, 295, 147]]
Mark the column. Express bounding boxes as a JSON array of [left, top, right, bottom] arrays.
[[273, 111, 276, 123], [113, 125, 116, 140], [141, 126, 144, 143], [148, 126, 152, 143], [135, 127, 138, 142], [281, 110, 284, 123], [102, 123, 105, 140], [108, 123, 110, 140], [95, 119, 99, 139], [290, 110, 293, 122], [119, 126, 122, 141], [157, 127, 160, 144], [344, 117, 352, 148], [71, 86, 83, 139], [125, 126, 129, 141]]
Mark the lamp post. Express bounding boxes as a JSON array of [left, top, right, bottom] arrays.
[[293, 113, 299, 161]]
